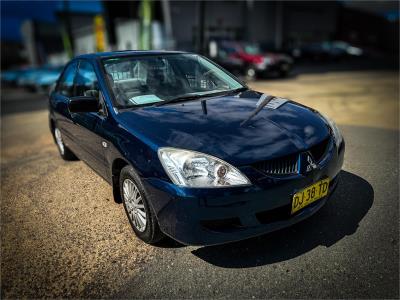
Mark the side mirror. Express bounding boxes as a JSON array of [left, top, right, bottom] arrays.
[[68, 96, 99, 113]]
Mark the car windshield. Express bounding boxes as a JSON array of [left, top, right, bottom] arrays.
[[103, 53, 244, 108], [243, 44, 262, 55]]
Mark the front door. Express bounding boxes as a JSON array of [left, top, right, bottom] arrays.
[[70, 59, 107, 177], [51, 61, 80, 153]]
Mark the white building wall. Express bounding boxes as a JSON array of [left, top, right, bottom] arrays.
[[115, 20, 165, 50], [116, 20, 139, 50], [73, 25, 110, 55], [47, 52, 69, 65], [75, 34, 96, 54], [21, 20, 38, 66], [152, 21, 165, 50]]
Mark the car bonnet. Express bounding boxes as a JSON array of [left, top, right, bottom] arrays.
[[116, 91, 330, 166]]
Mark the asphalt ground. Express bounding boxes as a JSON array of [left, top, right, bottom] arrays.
[[1, 66, 399, 298]]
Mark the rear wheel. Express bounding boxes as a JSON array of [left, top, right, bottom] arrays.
[[120, 165, 164, 244], [53, 127, 77, 161]]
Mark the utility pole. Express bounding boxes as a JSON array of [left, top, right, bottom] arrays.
[[244, 0, 254, 41], [139, 0, 153, 50], [197, 1, 205, 54], [62, 0, 74, 57], [161, 0, 174, 49], [275, 0, 283, 51]]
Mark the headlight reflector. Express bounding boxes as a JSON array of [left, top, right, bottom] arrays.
[[158, 147, 250, 188]]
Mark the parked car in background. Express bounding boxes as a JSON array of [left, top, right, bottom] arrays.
[[16, 65, 64, 92], [16, 67, 41, 89], [34, 66, 64, 93], [209, 40, 293, 80], [49, 51, 344, 246], [1, 68, 28, 86], [289, 40, 364, 61]]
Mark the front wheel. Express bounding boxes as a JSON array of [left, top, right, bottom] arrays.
[[120, 165, 164, 244]]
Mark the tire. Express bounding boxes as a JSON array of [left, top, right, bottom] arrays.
[[245, 66, 257, 82], [53, 127, 78, 161], [279, 69, 289, 78], [119, 165, 164, 244]]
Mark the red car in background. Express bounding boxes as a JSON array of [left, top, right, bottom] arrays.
[[209, 40, 293, 80]]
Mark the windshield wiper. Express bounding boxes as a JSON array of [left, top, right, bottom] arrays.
[[154, 87, 248, 107], [224, 87, 248, 95], [153, 93, 206, 107]]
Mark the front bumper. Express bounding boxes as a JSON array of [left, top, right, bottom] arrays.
[[144, 141, 345, 246]]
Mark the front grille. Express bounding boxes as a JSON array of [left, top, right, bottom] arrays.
[[309, 136, 330, 162], [252, 136, 331, 176], [253, 153, 299, 175]]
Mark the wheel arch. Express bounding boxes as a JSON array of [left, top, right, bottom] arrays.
[[49, 118, 56, 135], [111, 158, 129, 203], [49, 118, 58, 144]]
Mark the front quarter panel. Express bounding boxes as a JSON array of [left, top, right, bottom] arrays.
[[101, 115, 166, 183]]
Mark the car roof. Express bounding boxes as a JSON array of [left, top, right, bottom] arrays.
[[75, 50, 188, 60]]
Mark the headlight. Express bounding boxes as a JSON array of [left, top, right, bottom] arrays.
[[158, 147, 250, 188], [320, 113, 343, 148]]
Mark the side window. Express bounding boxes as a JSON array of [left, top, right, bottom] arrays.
[[75, 61, 99, 98], [76, 60, 107, 116], [57, 62, 77, 97]]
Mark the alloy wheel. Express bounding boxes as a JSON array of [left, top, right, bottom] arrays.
[[54, 128, 65, 155], [123, 179, 147, 232]]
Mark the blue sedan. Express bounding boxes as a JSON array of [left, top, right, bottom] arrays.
[[48, 51, 344, 245]]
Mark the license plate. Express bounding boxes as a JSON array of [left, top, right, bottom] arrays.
[[291, 178, 330, 214]]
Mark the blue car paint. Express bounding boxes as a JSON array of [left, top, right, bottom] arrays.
[[116, 95, 329, 167], [49, 51, 344, 245]]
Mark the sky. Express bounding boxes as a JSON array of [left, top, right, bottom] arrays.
[[1, 0, 103, 42]]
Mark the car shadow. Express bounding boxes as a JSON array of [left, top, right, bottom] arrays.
[[154, 236, 185, 248], [191, 170, 374, 268]]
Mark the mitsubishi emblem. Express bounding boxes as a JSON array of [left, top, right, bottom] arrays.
[[306, 154, 317, 172]]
